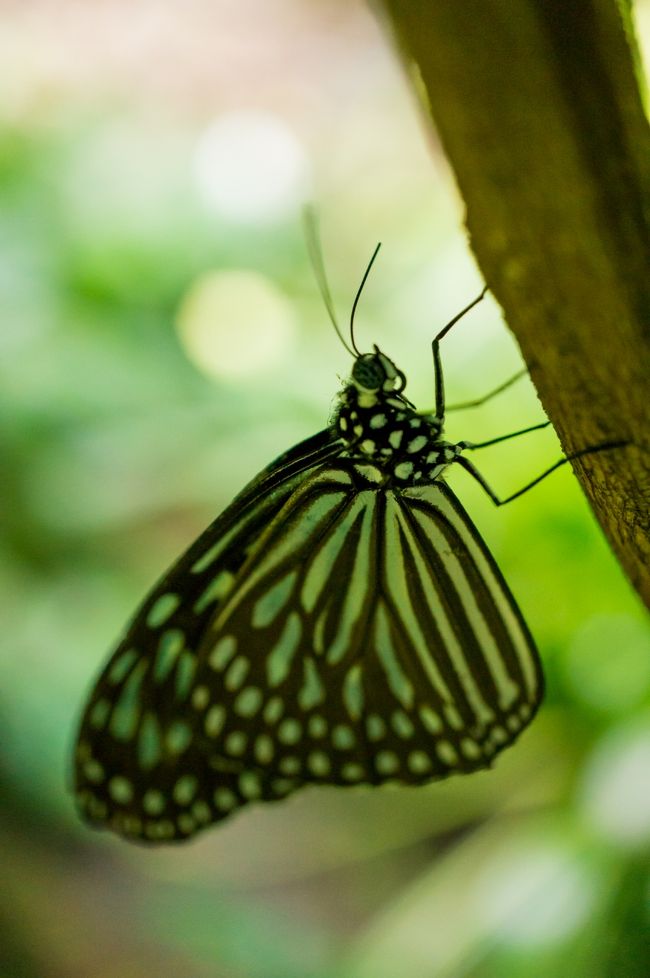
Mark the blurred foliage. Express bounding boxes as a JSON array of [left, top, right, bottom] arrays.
[[1, 3, 649, 977]]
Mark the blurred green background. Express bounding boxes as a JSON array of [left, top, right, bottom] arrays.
[[2, 2, 649, 976]]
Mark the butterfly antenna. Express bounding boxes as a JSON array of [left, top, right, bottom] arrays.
[[349, 242, 381, 357], [303, 206, 356, 358]]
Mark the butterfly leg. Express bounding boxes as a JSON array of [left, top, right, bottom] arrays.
[[445, 368, 528, 412], [456, 440, 628, 505], [431, 287, 488, 419], [458, 421, 552, 450]]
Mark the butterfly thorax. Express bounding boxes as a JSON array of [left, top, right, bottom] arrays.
[[334, 383, 460, 488]]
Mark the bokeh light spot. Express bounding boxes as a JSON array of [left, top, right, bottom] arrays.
[[193, 111, 310, 224], [176, 269, 297, 379], [580, 721, 650, 847], [473, 842, 597, 947]]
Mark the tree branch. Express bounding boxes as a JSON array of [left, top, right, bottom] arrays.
[[378, 0, 650, 607]]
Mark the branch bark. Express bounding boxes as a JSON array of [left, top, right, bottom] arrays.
[[378, 0, 650, 608]]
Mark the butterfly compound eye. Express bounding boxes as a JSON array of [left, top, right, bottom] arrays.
[[352, 351, 404, 394], [352, 355, 386, 392]]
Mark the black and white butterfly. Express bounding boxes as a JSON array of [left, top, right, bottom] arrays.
[[73, 248, 557, 844]]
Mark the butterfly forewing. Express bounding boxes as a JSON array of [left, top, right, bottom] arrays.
[[382, 484, 542, 760]]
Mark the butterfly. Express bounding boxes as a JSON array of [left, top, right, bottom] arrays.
[[73, 252, 548, 844]]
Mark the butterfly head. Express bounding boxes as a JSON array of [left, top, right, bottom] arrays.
[[351, 347, 406, 405]]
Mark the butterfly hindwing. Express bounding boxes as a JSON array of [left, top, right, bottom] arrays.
[[74, 430, 341, 842]]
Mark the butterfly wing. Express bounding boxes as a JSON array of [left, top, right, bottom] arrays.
[[76, 445, 542, 844], [369, 481, 543, 772], [171, 467, 543, 835], [73, 429, 342, 842]]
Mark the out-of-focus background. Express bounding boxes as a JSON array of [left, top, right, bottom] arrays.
[[2, 2, 649, 976]]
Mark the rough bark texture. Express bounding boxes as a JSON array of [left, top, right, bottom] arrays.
[[379, 0, 650, 608]]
